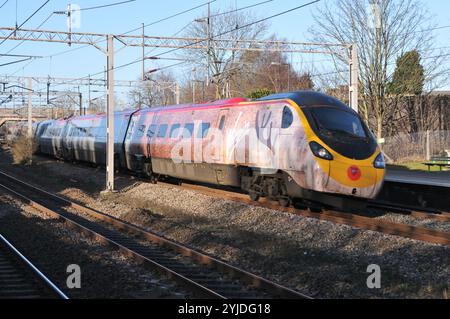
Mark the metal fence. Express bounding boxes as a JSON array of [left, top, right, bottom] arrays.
[[382, 130, 450, 163]]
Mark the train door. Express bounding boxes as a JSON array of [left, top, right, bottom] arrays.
[[93, 117, 107, 165], [124, 113, 139, 170], [210, 109, 228, 163], [58, 122, 70, 159], [62, 121, 74, 160]]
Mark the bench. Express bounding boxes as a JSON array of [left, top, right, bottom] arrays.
[[423, 157, 450, 171]]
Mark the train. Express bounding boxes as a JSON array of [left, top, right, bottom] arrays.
[[28, 91, 385, 209]]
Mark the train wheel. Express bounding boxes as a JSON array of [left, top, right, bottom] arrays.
[[150, 175, 158, 184], [249, 191, 260, 202], [278, 197, 291, 208]]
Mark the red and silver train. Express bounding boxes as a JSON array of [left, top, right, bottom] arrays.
[[31, 91, 386, 208]]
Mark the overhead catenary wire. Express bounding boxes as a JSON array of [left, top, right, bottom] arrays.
[[143, 0, 275, 58], [0, 56, 31, 67], [121, 0, 217, 36], [145, 0, 322, 60], [117, 0, 323, 75], [27, 1, 219, 91], [4, 12, 54, 55], [3, 0, 216, 80], [8, 58, 33, 75], [34, 0, 322, 92], [0, 0, 9, 10], [204, 0, 274, 19], [39, 0, 217, 60], [0, 0, 51, 47], [68, 0, 136, 12]]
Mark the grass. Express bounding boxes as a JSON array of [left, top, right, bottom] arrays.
[[387, 162, 449, 172]]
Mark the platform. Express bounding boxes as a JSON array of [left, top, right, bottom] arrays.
[[385, 169, 450, 188]]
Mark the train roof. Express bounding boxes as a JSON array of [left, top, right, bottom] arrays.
[[135, 98, 249, 114], [257, 91, 351, 111]]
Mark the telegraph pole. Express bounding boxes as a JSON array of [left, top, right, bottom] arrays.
[[175, 83, 180, 104], [67, 4, 72, 46], [88, 74, 91, 112], [141, 23, 145, 81], [206, 2, 211, 86], [106, 35, 115, 192], [27, 77, 32, 137], [349, 44, 359, 113], [79, 92, 83, 116]]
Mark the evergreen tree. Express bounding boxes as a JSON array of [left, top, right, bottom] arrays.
[[387, 50, 425, 95]]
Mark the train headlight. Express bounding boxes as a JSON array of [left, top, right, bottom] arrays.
[[374, 153, 386, 169], [309, 142, 333, 160]]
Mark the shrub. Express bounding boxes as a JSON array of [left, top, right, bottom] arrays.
[[11, 135, 37, 165], [246, 88, 274, 99]]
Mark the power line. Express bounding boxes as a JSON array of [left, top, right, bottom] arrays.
[[13, 0, 322, 92], [0, 53, 41, 58], [42, 0, 217, 60], [145, 61, 189, 75], [206, 0, 274, 19], [149, 0, 322, 59], [0, 0, 51, 47], [416, 25, 450, 33], [77, 0, 135, 12], [8, 58, 33, 75], [111, 0, 322, 77], [4, 12, 54, 55], [54, 0, 137, 14], [121, 0, 217, 36], [0, 56, 31, 67], [27, 1, 219, 90], [0, 0, 9, 10], [2, 0, 215, 77]]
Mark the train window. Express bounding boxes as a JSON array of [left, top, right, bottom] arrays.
[[170, 124, 181, 138], [183, 123, 194, 138], [198, 123, 211, 139], [126, 119, 136, 140], [87, 128, 94, 137], [157, 124, 168, 138], [219, 116, 226, 130], [136, 124, 146, 137], [90, 127, 99, 137], [310, 107, 367, 138], [282, 106, 294, 129], [147, 124, 157, 138]]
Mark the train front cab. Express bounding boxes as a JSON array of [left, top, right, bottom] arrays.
[[298, 103, 385, 198], [259, 92, 386, 208]]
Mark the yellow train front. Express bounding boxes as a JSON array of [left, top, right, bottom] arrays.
[[253, 91, 386, 209]]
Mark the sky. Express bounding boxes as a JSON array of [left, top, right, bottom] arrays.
[[0, 0, 449, 103]]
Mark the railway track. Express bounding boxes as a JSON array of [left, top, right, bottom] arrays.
[[367, 200, 450, 223], [156, 181, 450, 247], [0, 234, 68, 299], [0, 171, 309, 299]]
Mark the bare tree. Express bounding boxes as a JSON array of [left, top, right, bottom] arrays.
[[50, 94, 80, 118], [129, 72, 178, 108], [310, 0, 449, 138], [231, 47, 314, 96], [181, 7, 269, 99]]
